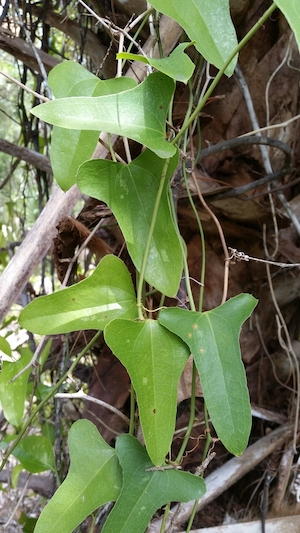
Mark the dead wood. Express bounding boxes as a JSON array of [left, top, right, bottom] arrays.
[[0, 139, 52, 175], [0, 27, 60, 74], [0, 15, 182, 324], [148, 423, 293, 532], [30, 5, 116, 79]]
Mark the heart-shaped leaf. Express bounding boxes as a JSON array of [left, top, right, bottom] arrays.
[[48, 61, 136, 190], [12, 435, 55, 473], [77, 149, 182, 297], [148, 0, 237, 76], [32, 72, 176, 159], [34, 420, 122, 533], [159, 294, 258, 456], [0, 349, 32, 426], [102, 434, 206, 533], [118, 42, 195, 84], [104, 319, 190, 466], [19, 255, 138, 335]]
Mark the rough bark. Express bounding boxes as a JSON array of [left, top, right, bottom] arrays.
[[0, 27, 59, 74], [0, 139, 52, 175], [0, 15, 182, 324], [30, 5, 116, 79]]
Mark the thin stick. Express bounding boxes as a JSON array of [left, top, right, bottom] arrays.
[[228, 247, 300, 268], [0, 70, 49, 102], [191, 169, 229, 305], [13, 0, 52, 99], [61, 217, 107, 288], [238, 114, 300, 138], [55, 390, 130, 425]]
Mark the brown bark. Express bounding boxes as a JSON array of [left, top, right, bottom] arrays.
[[0, 139, 52, 175], [30, 5, 116, 79], [0, 27, 59, 74], [0, 15, 182, 324]]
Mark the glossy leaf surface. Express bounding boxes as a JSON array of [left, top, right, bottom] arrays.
[[105, 319, 190, 465], [34, 420, 122, 533], [148, 0, 237, 76], [77, 149, 182, 297], [102, 434, 206, 533], [48, 61, 136, 190], [19, 255, 137, 335], [159, 294, 257, 455], [0, 349, 31, 426], [32, 72, 176, 159], [117, 42, 195, 84]]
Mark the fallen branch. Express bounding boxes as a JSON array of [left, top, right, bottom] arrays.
[[148, 423, 292, 532], [0, 15, 181, 325]]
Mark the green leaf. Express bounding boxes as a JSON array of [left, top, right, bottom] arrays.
[[104, 319, 190, 465], [102, 434, 206, 533], [0, 350, 32, 426], [159, 294, 258, 456], [19, 255, 138, 335], [77, 150, 182, 297], [13, 435, 55, 473], [148, 0, 237, 76], [48, 61, 137, 190], [274, 1, 300, 52], [12, 464, 23, 488], [0, 335, 11, 357], [34, 420, 122, 533], [117, 42, 195, 84], [31, 72, 176, 159]]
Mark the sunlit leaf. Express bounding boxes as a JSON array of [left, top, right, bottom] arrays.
[[0, 335, 11, 357], [77, 149, 182, 297], [34, 420, 122, 533], [31, 72, 176, 159], [105, 319, 190, 466], [148, 0, 237, 76], [102, 434, 206, 533], [159, 294, 258, 455], [117, 42, 195, 84], [19, 255, 137, 335], [0, 350, 32, 426]]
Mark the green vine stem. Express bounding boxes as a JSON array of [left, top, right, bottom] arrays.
[[136, 158, 170, 319], [172, 2, 277, 147], [0, 330, 103, 472], [175, 362, 197, 464]]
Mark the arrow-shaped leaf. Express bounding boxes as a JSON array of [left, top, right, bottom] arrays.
[[77, 149, 182, 297], [34, 420, 122, 533], [19, 255, 138, 335], [31, 72, 176, 159], [104, 319, 190, 466], [102, 434, 206, 533], [148, 0, 238, 76], [48, 61, 137, 190], [117, 42, 195, 84], [159, 294, 258, 455]]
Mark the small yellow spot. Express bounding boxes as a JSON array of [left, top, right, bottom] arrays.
[[188, 332, 192, 338], [199, 348, 205, 353], [193, 324, 198, 329]]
